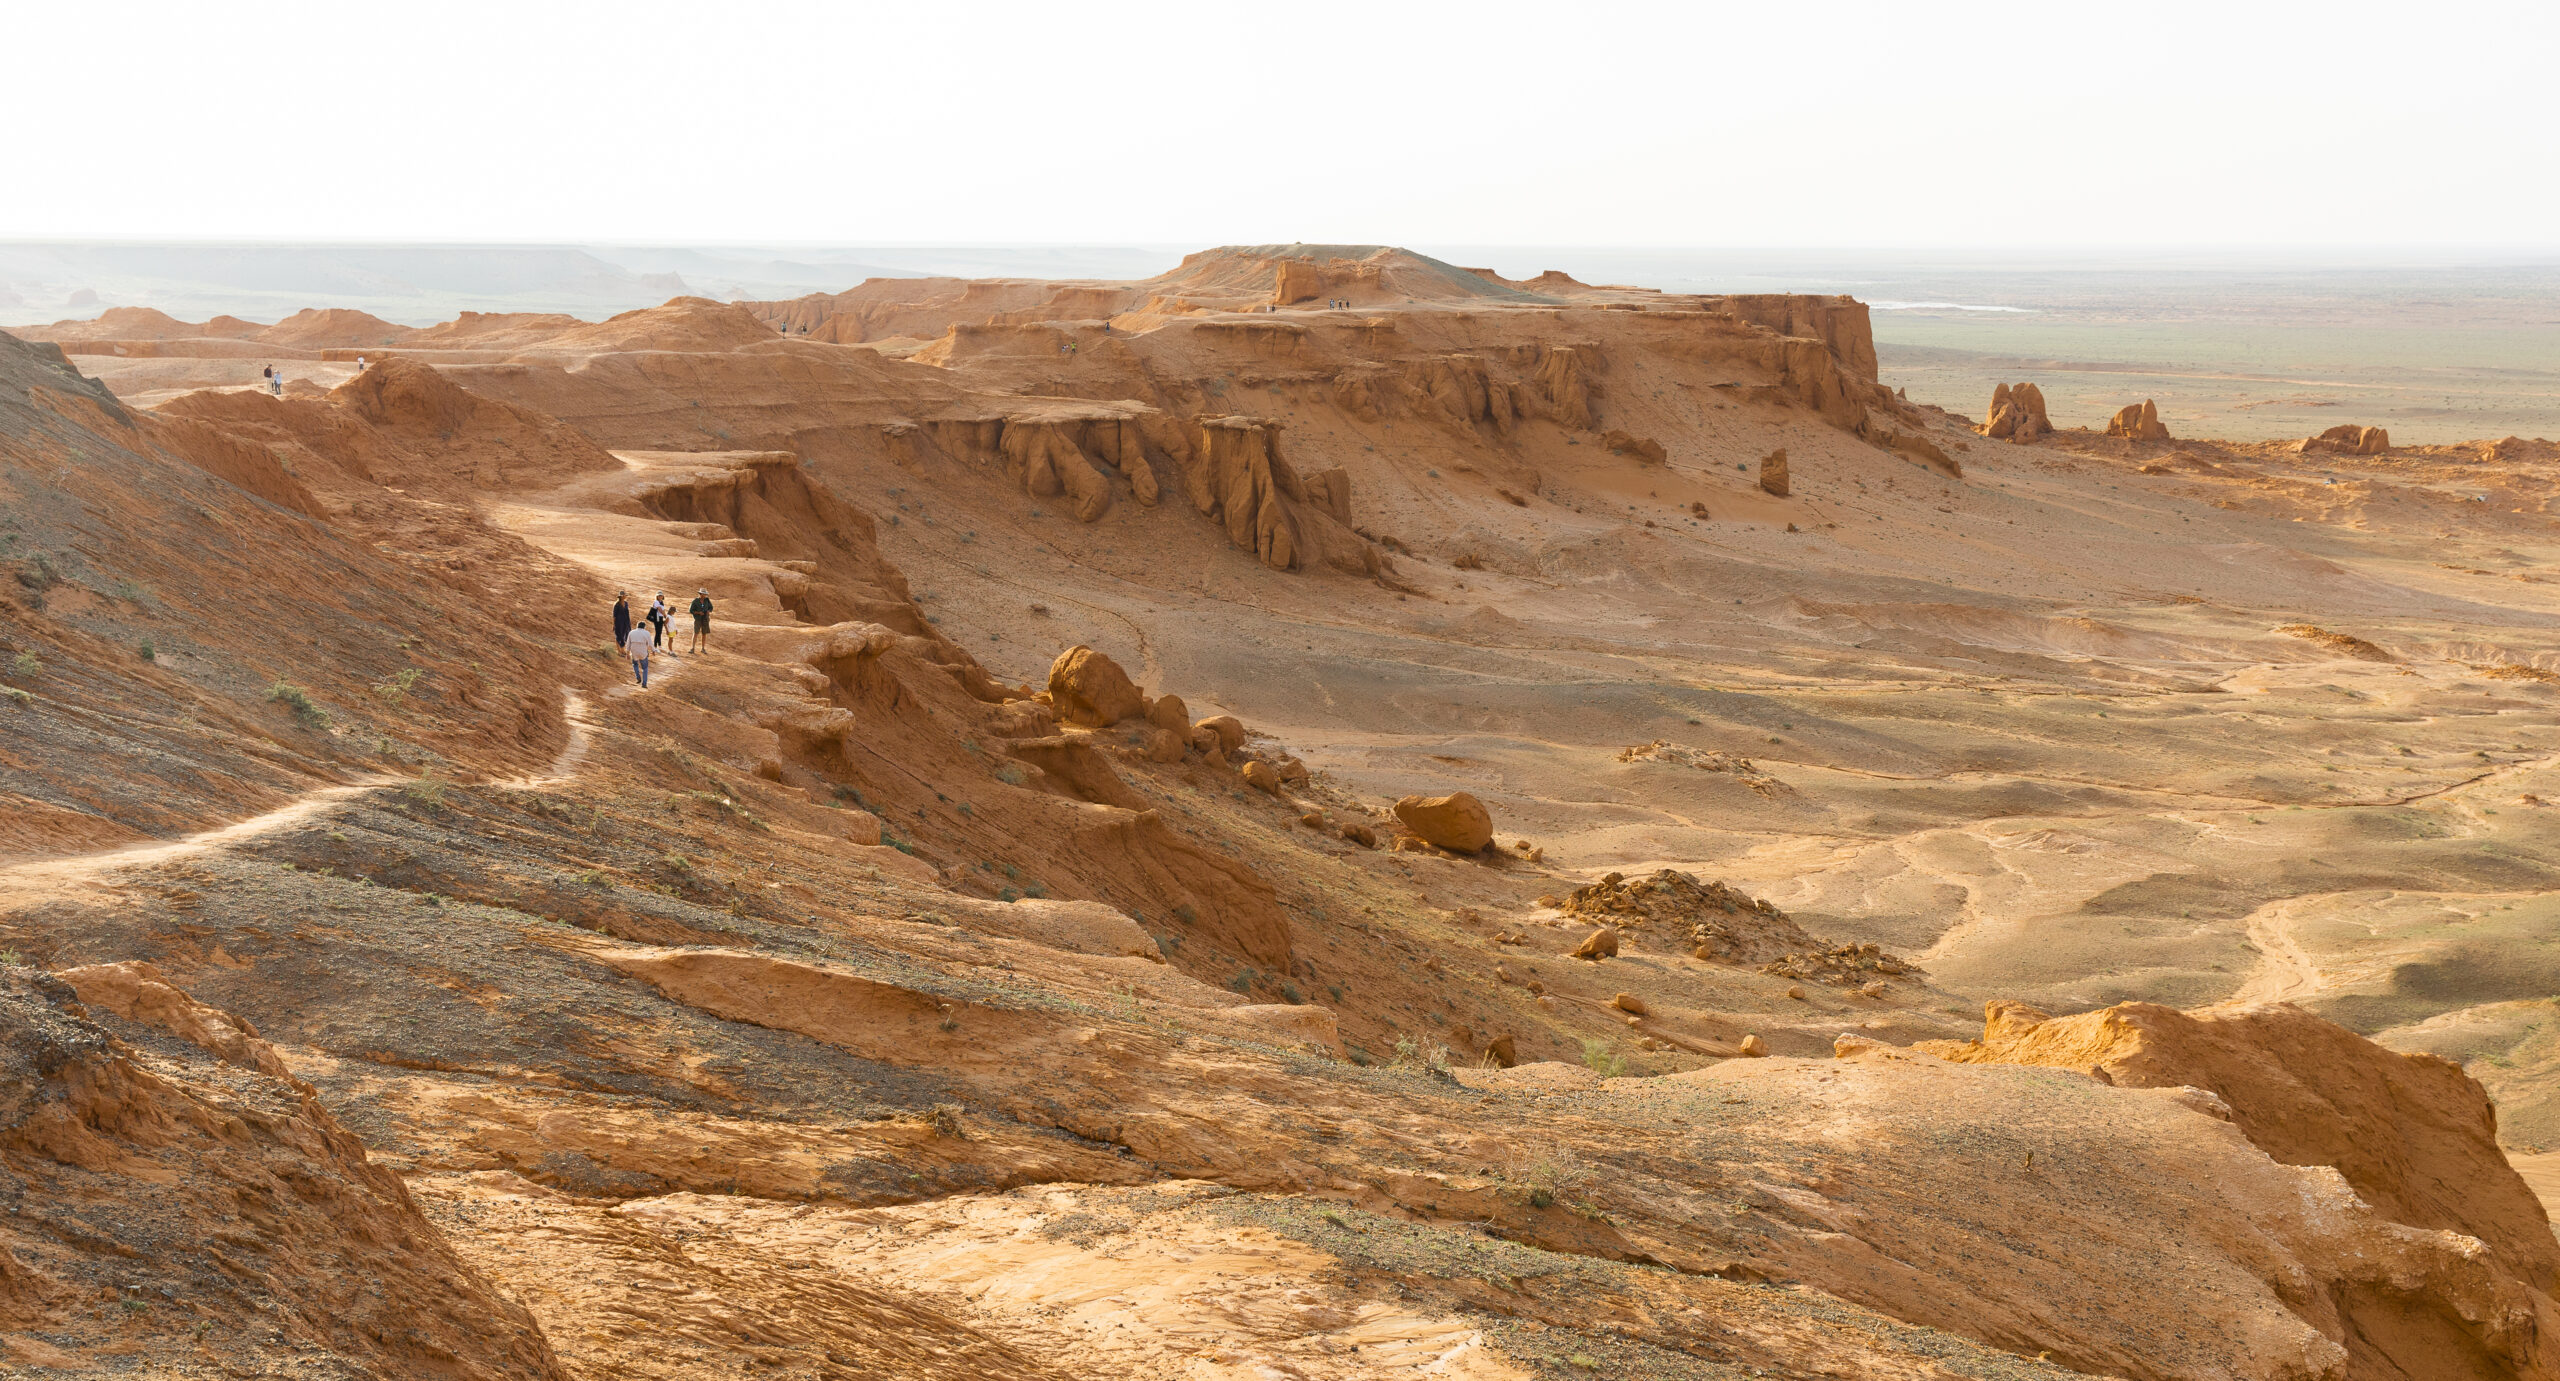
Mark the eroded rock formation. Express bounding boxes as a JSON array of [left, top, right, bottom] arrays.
[[2106, 398, 2172, 441], [1983, 381, 2051, 442], [2300, 423, 2391, 455]]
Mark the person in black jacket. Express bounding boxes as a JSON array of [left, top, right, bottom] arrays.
[[687, 587, 714, 653], [612, 592, 632, 652]]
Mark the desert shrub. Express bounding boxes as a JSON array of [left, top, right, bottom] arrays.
[[403, 771, 446, 808], [138, 639, 155, 662], [7, 651, 37, 679], [265, 681, 329, 728], [1392, 1036, 1451, 1072], [1578, 1038, 1625, 1078], [373, 668, 422, 702]]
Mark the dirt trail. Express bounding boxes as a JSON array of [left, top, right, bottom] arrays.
[[0, 462, 714, 911], [0, 780, 391, 907], [2225, 896, 2328, 1006]]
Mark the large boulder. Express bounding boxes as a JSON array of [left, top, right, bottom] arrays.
[[1982, 382, 2050, 443], [1393, 791, 1494, 852], [2105, 399, 2172, 442], [1046, 646, 1144, 727], [1758, 447, 1789, 498], [1194, 714, 1245, 755]]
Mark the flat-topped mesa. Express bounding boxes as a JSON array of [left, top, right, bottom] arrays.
[[1982, 381, 2051, 442]]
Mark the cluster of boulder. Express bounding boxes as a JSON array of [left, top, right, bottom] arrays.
[[1536, 868, 1920, 987], [1549, 868, 1816, 963], [1759, 941, 1913, 990], [1038, 646, 1516, 858], [1981, 382, 2051, 442], [1040, 646, 1386, 844]]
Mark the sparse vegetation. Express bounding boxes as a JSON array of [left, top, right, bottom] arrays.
[[7, 651, 38, 680], [373, 667, 422, 702], [1578, 1038, 1625, 1078], [403, 770, 447, 808], [266, 680, 329, 727]]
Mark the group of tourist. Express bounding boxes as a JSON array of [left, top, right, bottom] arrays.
[[615, 589, 715, 689]]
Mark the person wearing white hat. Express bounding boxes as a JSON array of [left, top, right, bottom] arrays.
[[687, 587, 715, 653]]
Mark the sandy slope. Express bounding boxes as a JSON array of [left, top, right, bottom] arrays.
[[4, 245, 2558, 1377]]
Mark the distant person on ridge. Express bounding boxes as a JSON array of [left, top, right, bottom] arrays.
[[623, 618, 656, 689], [612, 591, 632, 651], [687, 587, 714, 653]]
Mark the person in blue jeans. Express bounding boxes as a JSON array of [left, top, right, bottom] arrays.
[[623, 620, 656, 688]]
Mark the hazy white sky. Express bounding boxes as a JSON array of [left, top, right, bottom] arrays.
[[11, 0, 2554, 248]]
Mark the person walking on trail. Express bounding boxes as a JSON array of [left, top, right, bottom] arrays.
[[687, 587, 714, 653], [612, 591, 632, 651], [648, 593, 673, 654], [623, 618, 656, 689]]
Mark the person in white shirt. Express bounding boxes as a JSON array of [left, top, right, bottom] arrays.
[[623, 620, 656, 689]]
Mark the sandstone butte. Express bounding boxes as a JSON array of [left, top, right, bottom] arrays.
[[3, 242, 2560, 1378]]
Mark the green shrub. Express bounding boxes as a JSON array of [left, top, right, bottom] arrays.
[[373, 668, 422, 702], [8, 651, 37, 679], [138, 639, 155, 662], [265, 681, 329, 728], [1578, 1038, 1625, 1079]]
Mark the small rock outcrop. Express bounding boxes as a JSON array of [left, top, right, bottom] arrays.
[[1982, 382, 2050, 443], [1918, 999, 2560, 1293], [1758, 447, 1790, 497], [2298, 424, 2390, 455], [1046, 646, 1144, 727], [1601, 430, 1666, 465], [1392, 791, 1494, 852], [2105, 399, 2172, 442]]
